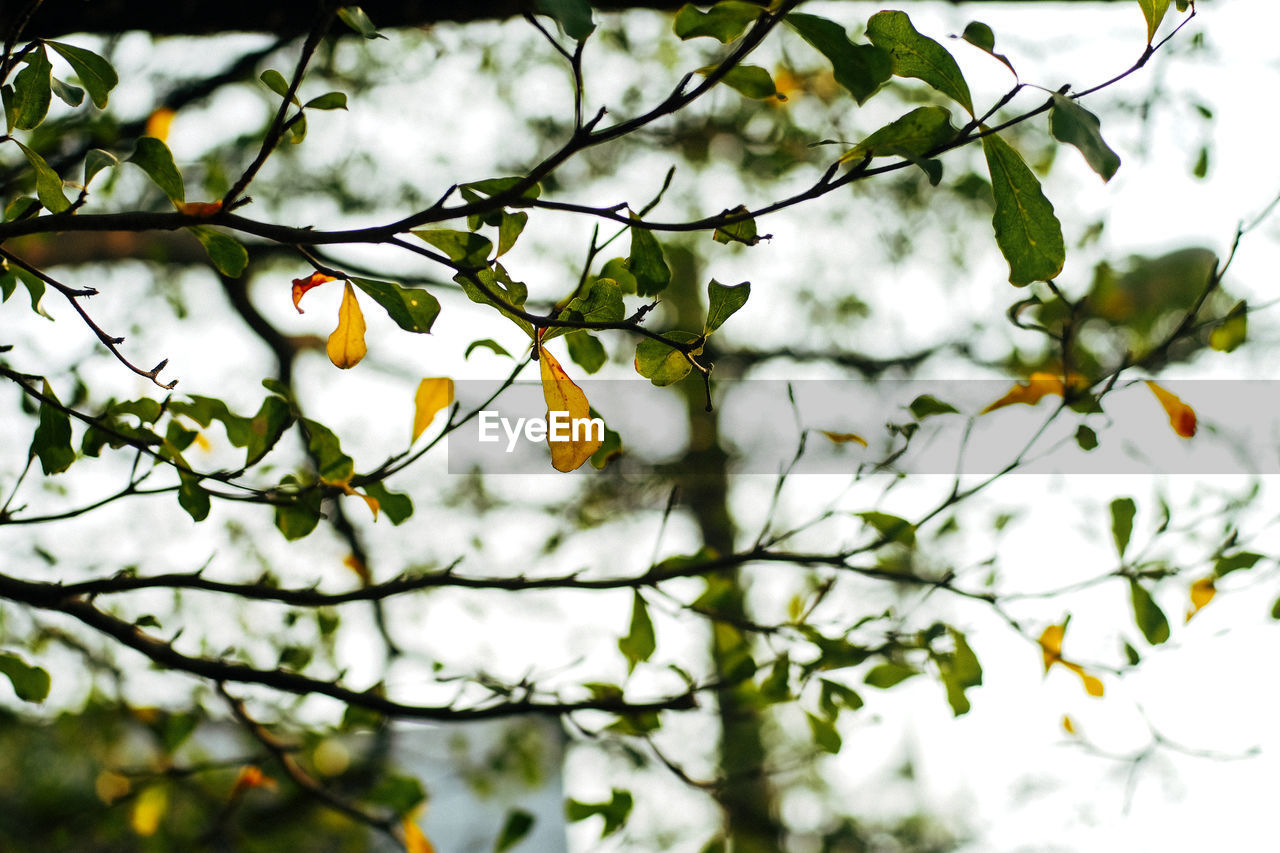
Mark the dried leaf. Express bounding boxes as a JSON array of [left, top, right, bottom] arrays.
[[292, 271, 338, 313], [822, 430, 867, 447], [1187, 575, 1215, 621], [412, 378, 454, 442], [538, 343, 603, 472], [1146, 380, 1196, 438], [981, 372, 1064, 414], [327, 281, 367, 369]]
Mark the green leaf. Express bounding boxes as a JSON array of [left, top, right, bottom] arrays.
[[864, 662, 919, 689], [1129, 579, 1170, 645], [177, 471, 210, 522], [465, 338, 513, 360], [957, 21, 1016, 76], [1049, 94, 1120, 182], [701, 64, 778, 99], [599, 258, 638, 294], [454, 266, 532, 336], [13, 46, 53, 130], [1137, 0, 1171, 43], [618, 591, 656, 673], [84, 148, 119, 185], [460, 176, 542, 202], [705, 279, 750, 333], [909, 394, 958, 419], [806, 712, 843, 753], [494, 809, 536, 853], [589, 407, 622, 469], [1272, 596, 1280, 621], [785, 13, 892, 105], [628, 224, 670, 296], [190, 227, 248, 277], [0, 653, 51, 702], [15, 140, 71, 213], [304, 91, 347, 110], [259, 69, 297, 104], [412, 229, 492, 268], [566, 790, 633, 838], [47, 41, 117, 108], [350, 277, 440, 334], [553, 276, 625, 337], [274, 489, 324, 541], [634, 331, 700, 386], [4, 196, 39, 222], [533, 0, 595, 40], [1214, 551, 1262, 578], [857, 511, 915, 546], [362, 481, 414, 525], [1210, 300, 1247, 352], [368, 774, 427, 815], [674, 2, 760, 43], [937, 628, 982, 716], [128, 136, 185, 203], [51, 76, 85, 108], [844, 105, 957, 162], [336, 6, 386, 39], [712, 206, 760, 245], [565, 331, 607, 374], [497, 211, 527, 256], [30, 380, 75, 474], [1075, 424, 1099, 451], [303, 419, 354, 484], [866, 10, 973, 115], [982, 133, 1064, 286], [1110, 497, 1136, 557], [818, 678, 864, 719]]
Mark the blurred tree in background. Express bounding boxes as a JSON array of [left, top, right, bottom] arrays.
[[2, 1, 1271, 850]]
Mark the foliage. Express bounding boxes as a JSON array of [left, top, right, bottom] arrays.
[[0, 1, 1271, 850]]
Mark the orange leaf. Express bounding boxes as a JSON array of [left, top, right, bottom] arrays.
[[232, 765, 276, 795], [145, 107, 176, 141], [1146, 380, 1196, 438], [175, 200, 222, 217], [821, 430, 868, 447], [538, 342, 603, 472], [344, 554, 371, 583], [981, 372, 1065, 414], [1061, 714, 1076, 735], [1078, 669, 1105, 697], [292, 271, 339, 313], [413, 378, 454, 442], [339, 483, 379, 519], [1186, 575, 1215, 621], [402, 818, 436, 853], [327, 281, 367, 369]]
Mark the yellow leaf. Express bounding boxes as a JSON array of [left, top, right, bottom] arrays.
[[1038, 622, 1065, 673], [413, 378, 454, 442], [95, 770, 131, 805], [821, 430, 868, 447], [1146, 380, 1196, 438], [1061, 714, 1076, 735], [981, 372, 1065, 414], [1186, 575, 1215, 621], [538, 342, 603, 472], [145, 107, 176, 141], [327, 281, 367, 369], [131, 785, 168, 836], [402, 818, 436, 853], [1079, 670, 1105, 697]]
